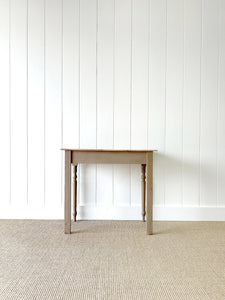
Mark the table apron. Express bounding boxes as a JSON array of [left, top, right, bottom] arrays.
[[72, 151, 147, 165]]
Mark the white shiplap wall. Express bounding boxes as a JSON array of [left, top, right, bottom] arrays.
[[0, 0, 225, 220]]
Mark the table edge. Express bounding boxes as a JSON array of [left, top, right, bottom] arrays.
[[61, 149, 157, 152]]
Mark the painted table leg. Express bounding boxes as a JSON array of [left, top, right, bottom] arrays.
[[64, 150, 71, 234], [141, 164, 146, 222], [73, 164, 77, 222], [146, 152, 153, 235]]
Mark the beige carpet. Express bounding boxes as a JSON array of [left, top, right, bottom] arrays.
[[0, 220, 225, 300]]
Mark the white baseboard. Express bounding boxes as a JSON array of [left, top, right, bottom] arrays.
[[0, 204, 225, 221], [0, 204, 64, 219], [152, 206, 225, 221]]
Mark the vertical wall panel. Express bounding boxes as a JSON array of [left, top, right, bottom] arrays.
[[182, 0, 201, 206], [96, 0, 114, 206], [97, 0, 114, 149], [131, 0, 148, 150], [130, 0, 148, 209], [80, 0, 96, 148], [114, 0, 131, 149], [200, 0, 219, 206], [165, 0, 184, 206], [148, 0, 167, 206], [130, 165, 141, 207], [114, 0, 131, 206], [62, 0, 80, 149], [114, 165, 130, 206], [27, 0, 45, 206], [10, 0, 27, 206], [0, 0, 10, 207], [79, 0, 97, 205], [217, 0, 225, 207], [97, 165, 113, 206], [45, 0, 62, 207]]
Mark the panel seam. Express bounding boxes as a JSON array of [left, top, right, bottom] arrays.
[[9, 0, 11, 205], [44, 0, 46, 205], [26, 0, 29, 205], [181, 0, 185, 208], [216, 0, 221, 207], [147, 0, 150, 150], [164, 0, 168, 208], [129, 0, 133, 207], [61, 0, 64, 206], [95, 0, 99, 206], [78, 0, 80, 149], [112, 0, 116, 206], [199, 0, 203, 207]]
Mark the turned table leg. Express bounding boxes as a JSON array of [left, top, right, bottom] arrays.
[[64, 150, 71, 234], [73, 164, 78, 222], [141, 164, 146, 222], [146, 152, 153, 235]]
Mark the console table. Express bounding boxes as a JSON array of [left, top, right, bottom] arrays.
[[61, 149, 156, 235]]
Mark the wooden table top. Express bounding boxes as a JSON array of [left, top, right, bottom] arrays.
[[61, 149, 157, 152]]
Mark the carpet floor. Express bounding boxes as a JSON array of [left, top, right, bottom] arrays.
[[0, 220, 225, 300]]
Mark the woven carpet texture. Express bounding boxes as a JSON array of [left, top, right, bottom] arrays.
[[0, 220, 225, 300]]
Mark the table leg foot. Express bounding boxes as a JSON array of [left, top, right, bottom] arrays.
[[65, 225, 71, 234], [146, 224, 153, 235]]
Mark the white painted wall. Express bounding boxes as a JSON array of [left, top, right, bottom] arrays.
[[0, 0, 225, 221]]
